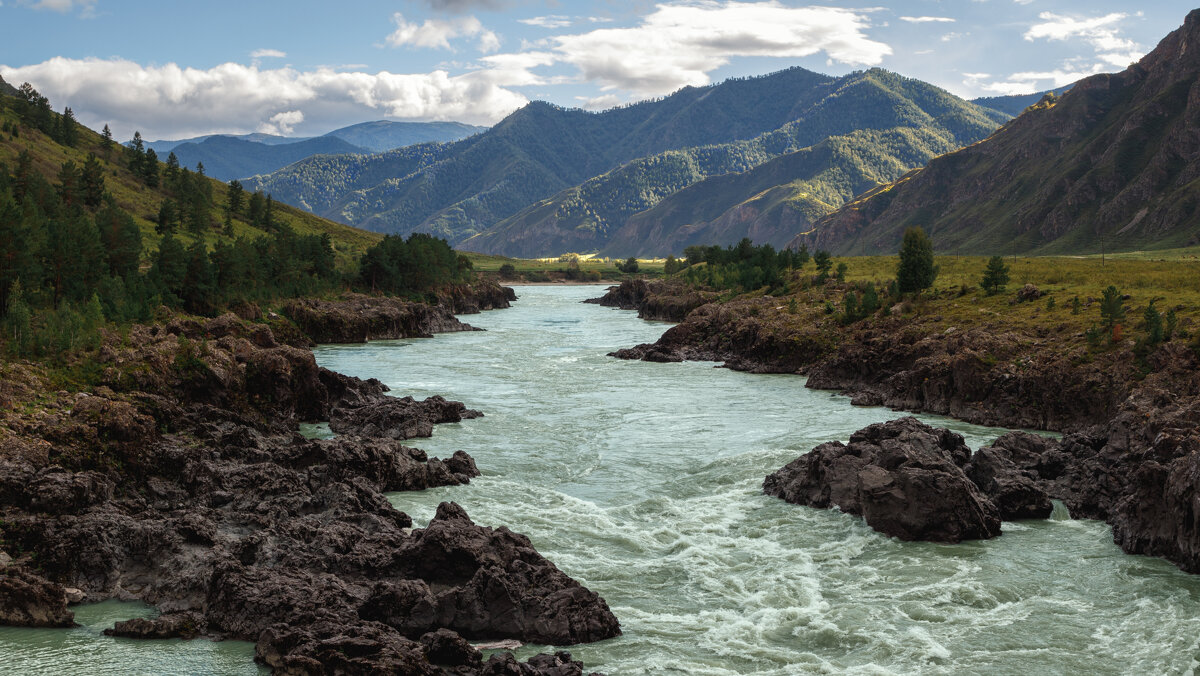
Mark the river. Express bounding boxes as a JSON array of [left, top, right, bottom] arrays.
[[4, 285, 1200, 674]]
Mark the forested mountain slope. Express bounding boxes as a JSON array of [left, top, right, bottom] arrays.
[[796, 10, 1200, 256], [462, 69, 1005, 257], [170, 135, 368, 181], [250, 67, 852, 242]]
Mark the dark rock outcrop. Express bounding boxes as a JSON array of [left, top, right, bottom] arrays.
[[963, 433, 1054, 520], [764, 418, 1002, 542], [585, 279, 714, 322], [105, 611, 208, 639], [0, 566, 75, 628], [330, 395, 483, 441], [284, 294, 478, 344], [0, 312, 619, 674]]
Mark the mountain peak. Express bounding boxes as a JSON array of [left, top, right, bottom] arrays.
[[798, 10, 1200, 256]]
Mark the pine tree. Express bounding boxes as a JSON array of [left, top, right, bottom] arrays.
[[896, 227, 937, 294], [3, 279, 32, 356], [979, 255, 1010, 296], [143, 148, 160, 187], [165, 151, 180, 185], [157, 200, 178, 235], [58, 107, 78, 147], [227, 179, 244, 215], [100, 124, 114, 156], [1099, 285, 1126, 342], [80, 153, 105, 209]]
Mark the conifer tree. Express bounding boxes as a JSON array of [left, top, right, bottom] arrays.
[[979, 255, 1010, 296], [896, 227, 937, 294]]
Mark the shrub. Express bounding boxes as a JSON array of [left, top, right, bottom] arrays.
[[498, 263, 517, 279]]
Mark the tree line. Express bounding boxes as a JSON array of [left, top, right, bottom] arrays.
[[0, 84, 478, 358]]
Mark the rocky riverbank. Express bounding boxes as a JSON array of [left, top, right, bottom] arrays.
[[606, 280, 1200, 573], [585, 279, 716, 323], [284, 281, 517, 344], [0, 300, 618, 674]]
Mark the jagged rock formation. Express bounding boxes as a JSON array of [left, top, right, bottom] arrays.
[[764, 418, 1002, 542], [0, 311, 618, 674]]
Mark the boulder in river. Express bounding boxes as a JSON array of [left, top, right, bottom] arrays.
[[764, 417, 1002, 542]]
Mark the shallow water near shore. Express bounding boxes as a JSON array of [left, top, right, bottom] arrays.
[[315, 285, 1200, 676], [0, 599, 264, 675], [4, 285, 1199, 674]]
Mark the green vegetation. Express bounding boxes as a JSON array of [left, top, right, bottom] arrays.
[[979, 255, 1011, 295], [0, 84, 382, 273], [680, 239, 809, 293], [0, 82, 464, 363], [460, 251, 664, 282], [1099, 285, 1126, 342], [359, 234, 472, 294], [896, 227, 937, 294]]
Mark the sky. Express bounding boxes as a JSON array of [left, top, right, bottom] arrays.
[[0, 0, 1193, 141]]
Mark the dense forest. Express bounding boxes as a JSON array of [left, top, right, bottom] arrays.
[[0, 82, 471, 359]]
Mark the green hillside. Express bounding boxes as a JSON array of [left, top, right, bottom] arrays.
[[462, 69, 1006, 257], [0, 91, 381, 268], [249, 67, 841, 243]]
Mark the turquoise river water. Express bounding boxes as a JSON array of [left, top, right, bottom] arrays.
[[4, 285, 1200, 675]]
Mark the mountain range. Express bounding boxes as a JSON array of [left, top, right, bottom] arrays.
[[149, 121, 484, 182], [249, 67, 1008, 257], [795, 9, 1200, 256]]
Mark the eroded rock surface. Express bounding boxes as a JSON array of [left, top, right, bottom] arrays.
[[0, 311, 619, 674], [764, 417, 1001, 542]]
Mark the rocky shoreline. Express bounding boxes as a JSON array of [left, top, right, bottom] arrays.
[[0, 288, 619, 675], [594, 280, 1200, 573], [284, 281, 517, 344]]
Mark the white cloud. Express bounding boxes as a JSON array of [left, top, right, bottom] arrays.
[[1025, 11, 1144, 65], [22, 0, 95, 13], [250, 48, 287, 59], [966, 10, 1147, 96], [0, 57, 530, 139], [259, 110, 304, 135], [386, 13, 500, 53], [576, 94, 622, 110], [550, 2, 892, 96], [519, 15, 572, 29], [899, 16, 955, 24], [963, 65, 1099, 95]]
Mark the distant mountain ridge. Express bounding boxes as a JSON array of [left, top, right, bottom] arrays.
[[251, 67, 1006, 256], [460, 69, 1006, 257], [170, 135, 368, 182], [795, 9, 1200, 256], [150, 120, 485, 181], [148, 120, 484, 154], [249, 67, 842, 242], [971, 86, 1074, 117]]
